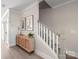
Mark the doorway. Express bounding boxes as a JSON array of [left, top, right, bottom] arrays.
[[2, 21, 8, 45]]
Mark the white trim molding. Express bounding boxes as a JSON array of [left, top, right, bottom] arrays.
[[22, 0, 41, 12], [8, 43, 16, 47], [1, 9, 9, 19], [35, 49, 53, 59], [53, 0, 76, 8]]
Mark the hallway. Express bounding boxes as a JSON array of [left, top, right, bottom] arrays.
[[1, 42, 43, 59]]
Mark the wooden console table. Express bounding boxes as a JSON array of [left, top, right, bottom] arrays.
[[16, 34, 34, 53]]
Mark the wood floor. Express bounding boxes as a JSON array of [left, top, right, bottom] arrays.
[[66, 54, 78, 59], [2, 42, 77, 59], [1, 42, 43, 59]]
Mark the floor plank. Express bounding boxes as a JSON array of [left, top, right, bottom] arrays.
[[1, 42, 43, 59]]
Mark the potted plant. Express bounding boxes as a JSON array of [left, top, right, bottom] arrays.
[[28, 33, 34, 38]]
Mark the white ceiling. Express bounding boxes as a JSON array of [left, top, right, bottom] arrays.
[[1, 0, 77, 16], [1, 0, 40, 16], [1, 0, 37, 8]]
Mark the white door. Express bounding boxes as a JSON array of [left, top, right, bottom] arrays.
[[2, 21, 7, 44]]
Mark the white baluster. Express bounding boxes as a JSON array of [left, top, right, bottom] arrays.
[[43, 26, 45, 41], [42, 24, 44, 39], [53, 32, 55, 51], [40, 23, 41, 37], [38, 22, 39, 35], [46, 28, 48, 44], [49, 30, 52, 48], [39, 22, 40, 36], [56, 35, 58, 56], [41, 24, 42, 38], [45, 27, 46, 42], [40, 23, 42, 37]]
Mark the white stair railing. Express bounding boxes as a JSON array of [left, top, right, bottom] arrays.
[[38, 21, 59, 57]]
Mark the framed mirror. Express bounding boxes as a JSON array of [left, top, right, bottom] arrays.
[[26, 15, 34, 31]]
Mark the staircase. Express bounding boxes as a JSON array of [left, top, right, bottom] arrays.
[[36, 21, 59, 59], [38, 1, 66, 59]]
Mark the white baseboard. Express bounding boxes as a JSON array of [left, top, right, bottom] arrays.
[[35, 49, 53, 59], [8, 43, 16, 47], [66, 50, 78, 58]]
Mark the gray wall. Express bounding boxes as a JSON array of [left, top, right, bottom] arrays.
[[9, 9, 22, 46], [39, 1, 78, 53]]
